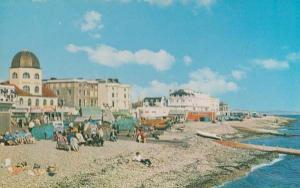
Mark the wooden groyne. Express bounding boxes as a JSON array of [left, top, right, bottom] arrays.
[[216, 140, 300, 156]]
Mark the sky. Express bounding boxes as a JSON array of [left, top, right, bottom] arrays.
[[0, 0, 300, 111]]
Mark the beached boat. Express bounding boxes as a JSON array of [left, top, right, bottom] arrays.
[[141, 118, 171, 130], [196, 130, 222, 140]]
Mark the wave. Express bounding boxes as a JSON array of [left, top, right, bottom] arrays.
[[214, 154, 286, 188], [250, 154, 286, 172]]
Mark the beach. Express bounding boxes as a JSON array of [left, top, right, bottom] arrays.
[[0, 116, 293, 188]]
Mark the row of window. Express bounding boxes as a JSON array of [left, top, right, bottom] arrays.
[[23, 85, 40, 94], [19, 98, 54, 106], [112, 93, 127, 98], [12, 72, 40, 79]]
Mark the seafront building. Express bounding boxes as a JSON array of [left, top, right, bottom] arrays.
[[168, 89, 219, 113], [138, 89, 220, 121], [97, 79, 131, 112], [44, 78, 132, 112], [4, 50, 58, 113], [0, 85, 17, 132], [43, 78, 98, 108]]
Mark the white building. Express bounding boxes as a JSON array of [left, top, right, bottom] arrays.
[[168, 89, 219, 113], [137, 106, 170, 119], [7, 50, 58, 113], [143, 97, 167, 107], [97, 79, 131, 112]]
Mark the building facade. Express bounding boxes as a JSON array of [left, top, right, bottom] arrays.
[[168, 89, 219, 113], [44, 78, 131, 112], [143, 97, 167, 107], [7, 50, 57, 112], [43, 78, 98, 108], [97, 79, 131, 112]]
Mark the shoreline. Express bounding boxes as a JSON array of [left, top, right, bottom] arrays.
[[0, 116, 294, 188], [197, 116, 294, 188]]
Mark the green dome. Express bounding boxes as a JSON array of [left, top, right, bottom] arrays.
[[11, 50, 40, 69]]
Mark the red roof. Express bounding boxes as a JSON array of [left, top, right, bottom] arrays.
[[1, 82, 56, 98], [42, 86, 57, 98]]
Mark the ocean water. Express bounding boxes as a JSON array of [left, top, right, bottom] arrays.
[[221, 115, 300, 188]]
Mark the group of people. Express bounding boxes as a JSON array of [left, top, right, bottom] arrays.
[[54, 121, 120, 152], [0, 130, 35, 146]]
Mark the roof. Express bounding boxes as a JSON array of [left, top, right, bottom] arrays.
[[11, 50, 40, 69], [143, 97, 162, 102], [170, 89, 194, 97], [1, 83, 56, 98], [42, 86, 57, 98]]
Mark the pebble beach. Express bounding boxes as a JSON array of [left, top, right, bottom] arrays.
[[0, 116, 293, 188]]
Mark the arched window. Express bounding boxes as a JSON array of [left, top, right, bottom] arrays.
[[12, 72, 18, 79], [28, 98, 32, 106], [19, 98, 23, 105], [35, 99, 39, 106], [34, 73, 40, 79], [43, 99, 47, 106], [35, 86, 39, 93], [23, 85, 30, 93], [23, 72, 30, 79], [50, 99, 54, 105]]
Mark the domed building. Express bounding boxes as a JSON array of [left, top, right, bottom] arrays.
[[8, 50, 57, 112]]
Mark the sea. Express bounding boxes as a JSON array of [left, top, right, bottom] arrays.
[[220, 115, 300, 188]]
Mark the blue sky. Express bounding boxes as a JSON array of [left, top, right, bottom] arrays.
[[1, 0, 300, 111]]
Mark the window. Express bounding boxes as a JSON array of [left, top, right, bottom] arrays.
[[56, 90, 60, 95], [19, 98, 23, 105], [79, 99, 82, 107], [28, 98, 32, 106], [34, 73, 40, 79], [68, 89, 72, 96], [43, 99, 47, 106], [112, 93, 114, 98], [112, 101, 115, 107], [23, 85, 30, 93], [59, 99, 64, 106], [50, 100, 54, 105], [124, 94, 126, 98], [35, 99, 39, 106], [23, 72, 30, 79], [12, 72, 18, 79], [35, 86, 39, 93]]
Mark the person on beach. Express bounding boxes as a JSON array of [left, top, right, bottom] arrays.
[[97, 127, 104, 146], [110, 129, 118, 142], [133, 152, 152, 167]]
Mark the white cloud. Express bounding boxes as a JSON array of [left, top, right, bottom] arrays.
[[231, 70, 246, 80], [80, 10, 103, 32], [133, 67, 238, 99], [183, 55, 192, 65], [254, 59, 289, 70], [109, 0, 217, 8], [66, 44, 175, 71], [286, 52, 300, 62], [144, 0, 174, 6], [183, 68, 238, 94], [196, 0, 216, 8]]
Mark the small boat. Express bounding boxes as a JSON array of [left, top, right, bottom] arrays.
[[196, 130, 222, 140]]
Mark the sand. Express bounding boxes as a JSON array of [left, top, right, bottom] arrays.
[[0, 116, 293, 188]]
